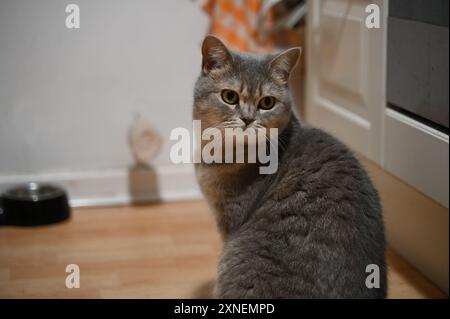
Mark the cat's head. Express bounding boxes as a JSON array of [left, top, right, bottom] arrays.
[[193, 35, 301, 137]]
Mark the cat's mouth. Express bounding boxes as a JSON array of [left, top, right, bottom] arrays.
[[217, 119, 262, 130], [210, 120, 270, 146]]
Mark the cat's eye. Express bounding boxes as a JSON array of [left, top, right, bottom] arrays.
[[221, 89, 239, 105], [258, 96, 276, 110]]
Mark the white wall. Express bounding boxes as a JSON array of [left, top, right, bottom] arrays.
[[0, 0, 208, 204]]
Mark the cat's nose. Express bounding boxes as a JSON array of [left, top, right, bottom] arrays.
[[241, 117, 255, 127]]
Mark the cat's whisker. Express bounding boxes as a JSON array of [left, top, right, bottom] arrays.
[[255, 126, 286, 154], [277, 136, 288, 153], [214, 119, 244, 129], [255, 126, 285, 155]]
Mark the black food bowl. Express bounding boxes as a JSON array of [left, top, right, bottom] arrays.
[[0, 183, 71, 226]]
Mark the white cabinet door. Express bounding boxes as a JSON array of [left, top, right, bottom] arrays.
[[305, 0, 387, 164]]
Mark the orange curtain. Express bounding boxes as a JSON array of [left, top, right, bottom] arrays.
[[203, 0, 274, 53]]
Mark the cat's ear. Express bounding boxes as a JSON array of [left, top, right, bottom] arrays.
[[201, 35, 232, 75], [269, 47, 302, 84]]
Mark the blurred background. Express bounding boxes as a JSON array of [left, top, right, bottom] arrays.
[[0, 0, 448, 298]]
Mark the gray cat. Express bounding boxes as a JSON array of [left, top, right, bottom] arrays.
[[193, 35, 386, 298]]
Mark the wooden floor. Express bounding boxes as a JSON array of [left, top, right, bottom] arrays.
[[0, 200, 446, 299]]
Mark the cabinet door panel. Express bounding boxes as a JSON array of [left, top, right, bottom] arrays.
[[305, 0, 386, 163]]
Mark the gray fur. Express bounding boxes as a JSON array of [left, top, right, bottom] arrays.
[[193, 36, 386, 299]]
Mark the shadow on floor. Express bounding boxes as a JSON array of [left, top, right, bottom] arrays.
[[127, 164, 161, 205]]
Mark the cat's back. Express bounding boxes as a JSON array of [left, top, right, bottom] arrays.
[[260, 122, 386, 265], [273, 123, 379, 208]]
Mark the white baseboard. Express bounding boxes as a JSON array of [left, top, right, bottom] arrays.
[[0, 164, 202, 207], [384, 108, 449, 207]]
